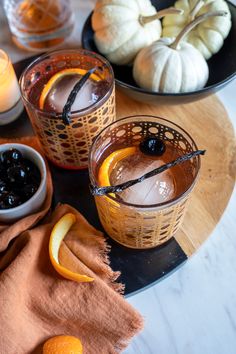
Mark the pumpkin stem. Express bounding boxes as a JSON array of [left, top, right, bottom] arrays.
[[139, 7, 183, 25], [188, 0, 205, 21], [170, 10, 228, 50]]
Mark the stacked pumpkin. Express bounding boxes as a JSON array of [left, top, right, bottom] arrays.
[[92, 0, 231, 93]]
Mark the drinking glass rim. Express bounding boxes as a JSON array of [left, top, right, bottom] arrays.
[[0, 49, 11, 77], [88, 114, 201, 209], [19, 48, 114, 119]]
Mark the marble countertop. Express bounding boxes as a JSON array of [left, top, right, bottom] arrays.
[[0, 1, 236, 353]]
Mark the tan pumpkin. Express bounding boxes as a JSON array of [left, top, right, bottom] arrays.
[[92, 0, 183, 65], [162, 0, 231, 59]]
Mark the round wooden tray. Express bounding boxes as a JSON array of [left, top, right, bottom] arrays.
[[115, 90, 236, 257], [0, 57, 235, 296]]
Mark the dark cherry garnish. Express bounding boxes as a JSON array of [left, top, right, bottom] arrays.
[[1, 148, 23, 166], [7, 165, 28, 185], [139, 137, 166, 156]]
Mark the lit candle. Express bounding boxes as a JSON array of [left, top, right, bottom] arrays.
[[0, 49, 23, 125]]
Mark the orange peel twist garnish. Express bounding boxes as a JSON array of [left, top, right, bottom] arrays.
[[49, 213, 94, 283]]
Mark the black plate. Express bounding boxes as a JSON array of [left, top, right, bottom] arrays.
[[0, 57, 187, 296], [82, 0, 236, 105]]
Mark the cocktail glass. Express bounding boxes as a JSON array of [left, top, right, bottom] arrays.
[[20, 49, 115, 169], [89, 115, 201, 249], [3, 0, 74, 52]]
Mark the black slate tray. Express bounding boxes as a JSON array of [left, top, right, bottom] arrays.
[[0, 57, 187, 296]]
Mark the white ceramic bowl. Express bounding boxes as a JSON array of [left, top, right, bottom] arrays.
[[0, 143, 47, 223]]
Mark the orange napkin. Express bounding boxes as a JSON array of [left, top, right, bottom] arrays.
[[0, 138, 143, 354]]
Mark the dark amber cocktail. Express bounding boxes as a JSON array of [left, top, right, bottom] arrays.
[[20, 49, 115, 169], [89, 115, 201, 249]]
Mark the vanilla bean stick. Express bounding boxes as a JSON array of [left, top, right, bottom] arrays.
[[91, 149, 205, 196], [62, 68, 96, 125]]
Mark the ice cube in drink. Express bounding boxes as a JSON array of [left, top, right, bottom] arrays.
[[43, 74, 110, 113], [110, 152, 175, 205], [109, 143, 191, 205]]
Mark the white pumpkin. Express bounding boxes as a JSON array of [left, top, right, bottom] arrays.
[[162, 0, 231, 59], [92, 0, 182, 65], [133, 37, 209, 93], [133, 11, 226, 93]]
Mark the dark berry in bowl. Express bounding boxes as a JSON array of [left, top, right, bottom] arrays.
[[23, 158, 41, 183], [0, 148, 42, 210], [139, 137, 166, 156], [1, 148, 23, 166], [21, 184, 39, 200], [7, 165, 28, 186], [5, 192, 21, 209], [0, 180, 8, 194], [0, 145, 46, 222], [0, 192, 8, 210], [0, 163, 7, 180], [0, 200, 7, 210]]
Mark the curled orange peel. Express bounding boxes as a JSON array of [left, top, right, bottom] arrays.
[[49, 213, 94, 283], [98, 146, 137, 199]]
